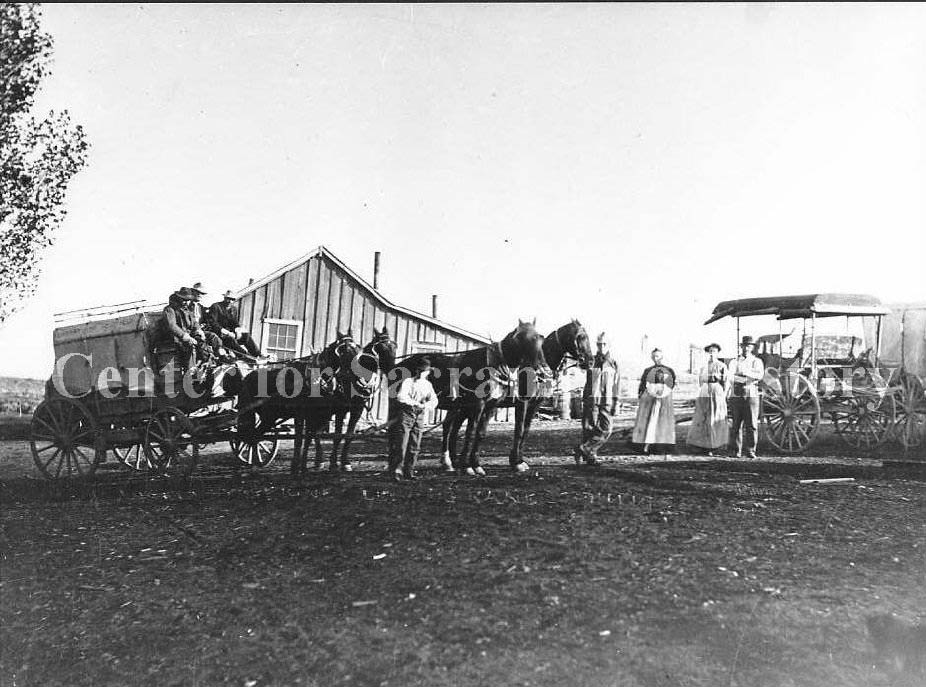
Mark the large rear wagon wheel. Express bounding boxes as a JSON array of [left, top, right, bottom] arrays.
[[891, 372, 926, 450], [143, 407, 198, 478], [30, 398, 101, 479], [760, 372, 821, 454]]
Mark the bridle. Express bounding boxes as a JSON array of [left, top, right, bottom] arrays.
[[550, 325, 588, 376]]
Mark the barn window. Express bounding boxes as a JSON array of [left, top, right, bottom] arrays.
[[262, 318, 302, 359]]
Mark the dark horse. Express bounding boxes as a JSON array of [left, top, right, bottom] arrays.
[[507, 319, 592, 466], [399, 319, 550, 475], [299, 327, 397, 472], [236, 331, 360, 476], [445, 319, 591, 474]]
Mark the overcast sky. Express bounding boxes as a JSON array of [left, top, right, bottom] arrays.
[[2, 3, 925, 378]]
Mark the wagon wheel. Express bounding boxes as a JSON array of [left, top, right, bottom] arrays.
[[143, 407, 198, 478], [890, 372, 926, 449], [830, 393, 894, 450], [760, 371, 821, 454], [231, 411, 279, 467], [30, 398, 102, 480]]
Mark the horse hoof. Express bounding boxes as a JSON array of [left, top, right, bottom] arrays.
[[514, 462, 529, 473], [341, 464, 353, 472], [465, 467, 476, 477], [474, 466, 486, 477]]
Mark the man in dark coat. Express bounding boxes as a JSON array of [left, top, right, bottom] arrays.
[[575, 332, 620, 465], [152, 287, 200, 371], [207, 290, 261, 358]]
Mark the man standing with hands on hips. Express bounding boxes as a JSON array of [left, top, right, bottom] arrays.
[[728, 335, 765, 459], [388, 358, 438, 482]]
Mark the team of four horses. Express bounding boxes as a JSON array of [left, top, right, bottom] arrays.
[[237, 320, 592, 477]]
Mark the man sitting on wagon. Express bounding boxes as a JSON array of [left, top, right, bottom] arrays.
[[152, 287, 225, 373], [207, 289, 263, 359], [186, 282, 229, 361]]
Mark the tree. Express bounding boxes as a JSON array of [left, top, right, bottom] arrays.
[[1, 3, 88, 323]]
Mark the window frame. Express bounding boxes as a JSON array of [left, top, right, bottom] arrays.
[[261, 318, 303, 359]]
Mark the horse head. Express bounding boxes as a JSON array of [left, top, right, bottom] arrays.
[[550, 319, 592, 371], [348, 327, 398, 398]]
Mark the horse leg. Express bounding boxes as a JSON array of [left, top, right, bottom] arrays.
[[440, 407, 458, 472], [468, 404, 490, 476], [459, 408, 478, 474], [292, 415, 304, 477], [509, 399, 530, 472], [312, 421, 325, 469], [330, 410, 344, 470], [339, 403, 361, 471]]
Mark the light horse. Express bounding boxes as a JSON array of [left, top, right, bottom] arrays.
[[236, 331, 360, 477], [401, 320, 550, 475], [300, 327, 397, 472]]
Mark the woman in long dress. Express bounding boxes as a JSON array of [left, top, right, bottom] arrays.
[[631, 348, 677, 454], [687, 343, 728, 455]]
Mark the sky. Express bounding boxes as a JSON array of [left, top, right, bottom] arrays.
[[1, 3, 925, 379]]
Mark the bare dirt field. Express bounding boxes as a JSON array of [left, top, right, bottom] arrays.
[[1, 421, 924, 687]]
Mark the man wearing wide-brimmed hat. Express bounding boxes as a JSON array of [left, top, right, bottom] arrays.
[[574, 332, 620, 465], [728, 335, 765, 459], [151, 287, 200, 371], [388, 357, 438, 481], [207, 289, 262, 358]]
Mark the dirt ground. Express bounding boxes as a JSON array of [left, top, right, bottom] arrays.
[[1, 421, 925, 687]]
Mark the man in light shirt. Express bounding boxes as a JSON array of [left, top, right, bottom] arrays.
[[388, 358, 438, 481], [728, 335, 765, 459]]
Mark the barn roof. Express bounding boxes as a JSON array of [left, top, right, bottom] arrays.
[[235, 245, 491, 344], [704, 293, 889, 325]]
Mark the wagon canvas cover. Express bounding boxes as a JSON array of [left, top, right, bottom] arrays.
[[704, 293, 889, 325], [862, 303, 926, 378]]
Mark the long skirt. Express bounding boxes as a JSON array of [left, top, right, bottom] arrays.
[[687, 382, 728, 450], [632, 391, 676, 446]]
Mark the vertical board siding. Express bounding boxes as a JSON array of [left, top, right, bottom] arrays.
[[267, 277, 283, 320], [338, 280, 353, 335], [350, 289, 364, 337], [395, 317, 409, 357], [312, 260, 330, 351], [325, 271, 342, 343], [239, 294, 254, 336], [303, 257, 320, 354], [281, 262, 307, 321], [252, 286, 267, 346], [362, 300, 375, 348], [384, 312, 396, 341]]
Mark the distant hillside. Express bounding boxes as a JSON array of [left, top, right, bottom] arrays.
[[0, 377, 46, 413]]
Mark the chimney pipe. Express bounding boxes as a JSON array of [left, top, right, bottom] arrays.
[[431, 294, 438, 319], [373, 251, 381, 290]]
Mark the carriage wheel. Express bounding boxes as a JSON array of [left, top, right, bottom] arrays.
[[231, 411, 279, 467], [760, 372, 821, 454], [30, 398, 101, 480], [143, 407, 198, 478], [891, 373, 926, 449], [830, 394, 893, 450]]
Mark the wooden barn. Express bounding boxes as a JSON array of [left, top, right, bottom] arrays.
[[233, 245, 491, 421]]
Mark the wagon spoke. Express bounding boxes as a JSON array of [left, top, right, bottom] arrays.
[[43, 448, 62, 470]]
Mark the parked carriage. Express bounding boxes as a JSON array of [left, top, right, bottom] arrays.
[[29, 304, 277, 480], [864, 302, 926, 451], [705, 294, 897, 454]]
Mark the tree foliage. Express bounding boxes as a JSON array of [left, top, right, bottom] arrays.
[[1, 3, 88, 323]]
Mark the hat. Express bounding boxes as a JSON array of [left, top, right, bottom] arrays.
[[740, 335, 755, 347], [414, 357, 432, 373], [596, 332, 609, 345], [222, 289, 237, 300], [704, 342, 722, 353], [191, 282, 207, 294], [174, 286, 195, 300]]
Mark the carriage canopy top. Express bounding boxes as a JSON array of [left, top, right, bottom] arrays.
[[704, 293, 889, 325]]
